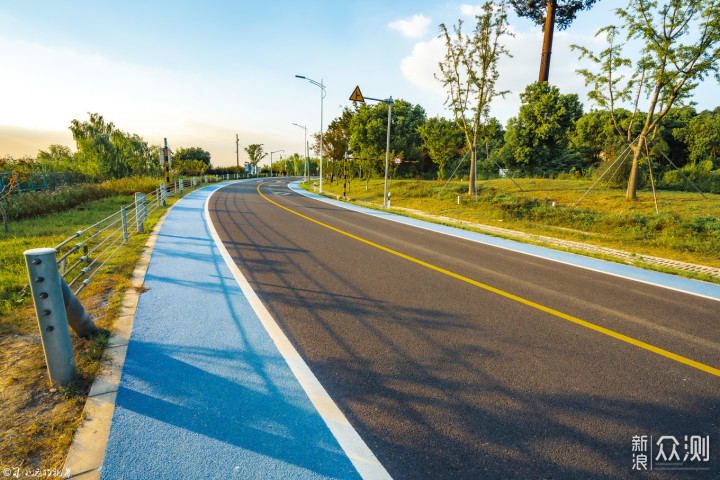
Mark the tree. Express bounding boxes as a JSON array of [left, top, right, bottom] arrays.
[[418, 117, 465, 180], [502, 81, 583, 174], [574, 0, 720, 199], [348, 99, 426, 182], [174, 147, 211, 167], [244, 144, 267, 173], [69, 113, 154, 179], [70, 113, 121, 178], [37, 145, 74, 172], [437, 1, 512, 195], [510, 0, 600, 81]]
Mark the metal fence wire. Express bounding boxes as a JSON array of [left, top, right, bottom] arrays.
[[0, 171, 89, 193], [51, 177, 215, 295]]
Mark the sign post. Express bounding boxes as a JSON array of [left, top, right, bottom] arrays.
[[160, 138, 172, 192], [349, 86, 393, 208]]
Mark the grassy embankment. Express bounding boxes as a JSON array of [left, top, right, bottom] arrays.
[[314, 177, 720, 279], [0, 177, 203, 474]]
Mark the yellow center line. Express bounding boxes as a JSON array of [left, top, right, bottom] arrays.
[[258, 182, 720, 378]]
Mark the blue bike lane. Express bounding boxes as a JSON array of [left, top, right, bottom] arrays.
[[99, 182, 388, 480]]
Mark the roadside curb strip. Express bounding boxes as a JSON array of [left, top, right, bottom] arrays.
[[62, 203, 174, 479]]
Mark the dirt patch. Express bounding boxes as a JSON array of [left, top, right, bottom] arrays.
[[0, 291, 115, 476], [0, 334, 84, 475]]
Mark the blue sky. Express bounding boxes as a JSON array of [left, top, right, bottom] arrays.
[[1, 1, 718, 168]]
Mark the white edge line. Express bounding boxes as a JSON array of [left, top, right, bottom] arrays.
[[288, 182, 720, 303], [204, 186, 393, 480]]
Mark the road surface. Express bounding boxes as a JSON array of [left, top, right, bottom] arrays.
[[208, 178, 719, 479]]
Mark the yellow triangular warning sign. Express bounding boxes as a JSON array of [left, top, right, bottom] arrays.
[[349, 86, 365, 102]]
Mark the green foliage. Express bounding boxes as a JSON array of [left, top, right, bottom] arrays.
[[174, 147, 211, 167], [674, 109, 720, 167], [510, 0, 600, 30], [659, 160, 720, 194], [244, 144, 267, 168], [418, 117, 464, 180], [348, 99, 426, 179], [502, 82, 583, 175], [69, 113, 156, 179], [37, 145, 75, 172]]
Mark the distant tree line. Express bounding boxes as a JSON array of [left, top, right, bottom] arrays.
[[308, 82, 720, 193], [1, 113, 217, 180]]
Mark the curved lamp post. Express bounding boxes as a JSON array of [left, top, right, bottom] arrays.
[[270, 150, 284, 178]]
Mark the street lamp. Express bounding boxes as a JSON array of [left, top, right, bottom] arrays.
[[270, 150, 284, 178], [295, 74, 325, 192], [292, 123, 308, 182]]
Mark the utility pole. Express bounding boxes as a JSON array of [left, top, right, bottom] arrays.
[[236, 134, 239, 170]]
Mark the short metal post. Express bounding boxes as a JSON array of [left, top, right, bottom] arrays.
[[135, 193, 145, 234], [179, 177, 184, 194], [121, 205, 129, 242], [159, 183, 166, 206], [24, 248, 76, 386]]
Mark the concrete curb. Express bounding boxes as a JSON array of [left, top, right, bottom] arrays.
[[62, 204, 173, 480]]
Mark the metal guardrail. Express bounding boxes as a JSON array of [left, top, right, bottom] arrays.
[[23, 175, 222, 385]]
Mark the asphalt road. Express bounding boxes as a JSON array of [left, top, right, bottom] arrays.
[[208, 178, 719, 479]]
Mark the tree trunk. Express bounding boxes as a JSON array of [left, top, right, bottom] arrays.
[[626, 135, 646, 201], [538, 0, 557, 82], [468, 146, 477, 196]]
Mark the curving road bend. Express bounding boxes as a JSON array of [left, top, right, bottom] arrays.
[[208, 178, 719, 479]]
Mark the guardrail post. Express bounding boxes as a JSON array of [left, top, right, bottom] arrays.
[[159, 184, 166, 206], [179, 177, 184, 194], [135, 193, 146, 233], [24, 248, 77, 386], [121, 205, 129, 242]]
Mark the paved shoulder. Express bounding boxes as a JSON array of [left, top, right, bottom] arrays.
[[100, 183, 367, 480]]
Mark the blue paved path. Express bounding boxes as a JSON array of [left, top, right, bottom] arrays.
[[100, 183, 365, 480]]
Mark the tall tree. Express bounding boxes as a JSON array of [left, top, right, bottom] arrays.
[[418, 117, 465, 180], [502, 81, 583, 174], [244, 144, 267, 173], [573, 0, 720, 199], [437, 1, 511, 195], [510, 0, 599, 82]]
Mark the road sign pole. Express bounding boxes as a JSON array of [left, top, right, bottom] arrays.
[[349, 87, 393, 208], [383, 97, 392, 209]]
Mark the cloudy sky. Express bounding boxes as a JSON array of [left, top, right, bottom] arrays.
[[1, 0, 718, 168]]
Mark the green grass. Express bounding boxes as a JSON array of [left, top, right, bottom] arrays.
[[316, 177, 720, 271]]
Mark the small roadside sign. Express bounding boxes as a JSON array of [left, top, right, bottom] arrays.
[[349, 86, 365, 102], [394, 157, 402, 165]]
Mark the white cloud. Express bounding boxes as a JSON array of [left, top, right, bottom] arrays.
[[388, 14, 432, 38], [400, 36, 446, 96], [399, 26, 603, 124], [460, 4, 485, 16]]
